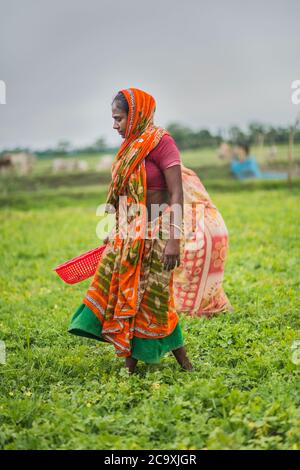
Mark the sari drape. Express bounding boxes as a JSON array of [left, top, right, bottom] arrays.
[[173, 166, 233, 317], [77, 87, 232, 359], [82, 88, 179, 357]]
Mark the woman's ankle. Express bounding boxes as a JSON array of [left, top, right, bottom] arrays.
[[172, 346, 194, 371], [125, 356, 138, 374]]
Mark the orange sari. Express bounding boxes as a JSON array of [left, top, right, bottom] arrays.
[[82, 88, 179, 357], [81, 87, 232, 359]]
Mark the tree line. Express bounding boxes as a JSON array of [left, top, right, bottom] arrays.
[[166, 121, 300, 150], [1, 121, 300, 157]]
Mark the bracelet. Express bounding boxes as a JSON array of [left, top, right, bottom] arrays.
[[170, 223, 184, 234]]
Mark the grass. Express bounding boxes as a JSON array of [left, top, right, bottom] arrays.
[[0, 148, 299, 450]]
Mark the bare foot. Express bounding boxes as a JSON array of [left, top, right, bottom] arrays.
[[172, 346, 194, 372], [125, 356, 138, 374]]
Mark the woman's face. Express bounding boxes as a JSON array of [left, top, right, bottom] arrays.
[[112, 101, 128, 139]]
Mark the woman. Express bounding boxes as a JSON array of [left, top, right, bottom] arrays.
[[68, 87, 194, 373], [68, 87, 232, 373]]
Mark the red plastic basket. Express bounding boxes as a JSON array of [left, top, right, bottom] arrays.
[[53, 244, 107, 284]]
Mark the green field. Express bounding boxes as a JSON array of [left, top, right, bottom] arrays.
[[0, 147, 299, 450], [23, 142, 300, 177]]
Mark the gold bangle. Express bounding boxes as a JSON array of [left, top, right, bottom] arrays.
[[170, 223, 184, 234]]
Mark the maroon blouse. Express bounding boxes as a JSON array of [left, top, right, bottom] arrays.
[[145, 134, 181, 190]]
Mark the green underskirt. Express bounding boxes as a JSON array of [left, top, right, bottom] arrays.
[[68, 303, 184, 364]]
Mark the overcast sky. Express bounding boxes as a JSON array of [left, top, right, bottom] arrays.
[[0, 0, 299, 150]]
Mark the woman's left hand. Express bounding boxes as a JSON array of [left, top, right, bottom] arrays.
[[162, 239, 181, 271]]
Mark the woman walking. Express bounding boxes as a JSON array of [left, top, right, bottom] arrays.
[[68, 87, 231, 373]]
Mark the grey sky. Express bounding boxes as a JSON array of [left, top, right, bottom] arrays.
[[0, 0, 299, 150]]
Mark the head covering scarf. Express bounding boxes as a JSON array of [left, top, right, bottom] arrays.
[[105, 87, 168, 211]]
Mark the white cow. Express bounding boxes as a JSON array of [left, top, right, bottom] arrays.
[[52, 158, 71, 173], [0, 156, 13, 175], [52, 158, 89, 173], [96, 154, 113, 171], [76, 160, 89, 172], [0, 152, 36, 175]]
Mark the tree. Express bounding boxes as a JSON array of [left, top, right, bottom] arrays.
[[92, 137, 107, 152], [56, 140, 71, 154]]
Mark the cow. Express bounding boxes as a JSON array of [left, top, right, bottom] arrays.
[[0, 152, 36, 175], [96, 154, 113, 171], [0, 155, 14, 175], [52, 158, 89, 173]]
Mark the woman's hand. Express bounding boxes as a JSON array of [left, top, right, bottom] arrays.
[[162, 239, 181, 271]]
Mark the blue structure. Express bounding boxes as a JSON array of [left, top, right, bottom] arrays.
[[230, 156, 287, 180]]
